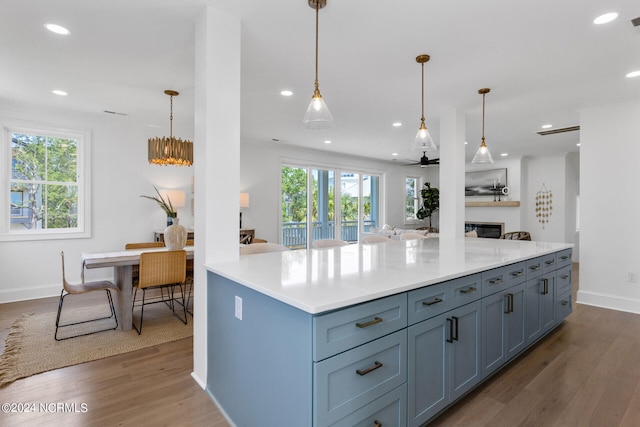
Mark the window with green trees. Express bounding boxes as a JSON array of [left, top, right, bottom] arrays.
[[3, 125, 89, 240], [281, 165, 380, 248]]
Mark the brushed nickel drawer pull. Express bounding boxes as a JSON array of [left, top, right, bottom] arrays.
[[560, 275, 569, 280], [511, 271, 524, 277], [529, 265, 541, 271], [374, 420, 382, 427], [356, 361, 383, 376], [489, 278, 503, 284], [460, 286, 477, 294], [356, 317, 383, 328], [561, 300, 569, 306], [560, 255, 570, 260], [545, 260, 555, 265], [542, 278, 549, 295], [423, 297, 443, 306]]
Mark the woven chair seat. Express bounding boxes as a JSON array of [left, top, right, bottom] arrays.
[[499, 231, 532, 241]]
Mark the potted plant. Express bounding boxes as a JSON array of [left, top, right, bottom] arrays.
[[140, 186, 177, 226], [416, 182, 439, 229]]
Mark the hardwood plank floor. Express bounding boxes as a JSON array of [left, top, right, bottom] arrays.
[[2, 263, 640, 426]]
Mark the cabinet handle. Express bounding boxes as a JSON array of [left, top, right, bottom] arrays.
[[545, 260, 555, 265], [452, 316, 459, 341], [423, 297, 443, 306], [504, 293, 514, 313], [542, 278, 549, 295], [459, 286, 477, 294], [529, 265, 541, 271], [560, 275, 569, 280], [560, 255, 570, 260], [504, 294, 510, 314], [356, 317, 383, 329], [489, 277, 503, 285], [561, 300, 569, 306], [447, 318, 454, 343], [356, 360, 383, 376], [373, 421, 382, 427], [511, 271, 524, 277]]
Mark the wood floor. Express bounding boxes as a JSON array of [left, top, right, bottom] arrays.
[[2, 263, 640, 426]]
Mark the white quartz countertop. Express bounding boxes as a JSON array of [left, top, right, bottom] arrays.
[[205, 238, 572, 315]]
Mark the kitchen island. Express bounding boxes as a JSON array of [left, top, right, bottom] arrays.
[[205, 238, 573, 427]]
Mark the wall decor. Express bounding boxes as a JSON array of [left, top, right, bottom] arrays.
[[465, 168, 507, 196], [535, 183, 552, 228]]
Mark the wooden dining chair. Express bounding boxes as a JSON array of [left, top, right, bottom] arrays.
[[55, 251, 119, 341], [132, 250, 188, 334]]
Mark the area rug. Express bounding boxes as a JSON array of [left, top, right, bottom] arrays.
[[0, 303, 192, 387]]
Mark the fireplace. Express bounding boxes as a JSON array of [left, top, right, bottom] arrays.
[[465, 222, 504, 239]]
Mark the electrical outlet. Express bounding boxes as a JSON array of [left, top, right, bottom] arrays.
[[628, 272, 639, 283], [235, 295, 243, 320]]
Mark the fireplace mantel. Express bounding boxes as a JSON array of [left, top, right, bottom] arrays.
[[465, 201, 520, 207]]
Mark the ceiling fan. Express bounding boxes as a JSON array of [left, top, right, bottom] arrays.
[[404, 151, 440, 168]]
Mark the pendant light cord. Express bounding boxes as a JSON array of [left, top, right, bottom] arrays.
[[481, 92, 485, 141], [314, 0, 319, 89], [169, 94, 174, 138], [421, 62, 425, 122]]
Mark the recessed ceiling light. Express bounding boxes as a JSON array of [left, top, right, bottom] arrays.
[[593, 12, 618, 25], [44, 23, 70, 35], [576, 143, 581, 147], [391, 153, 398, 156], [280, 90, 293, 96], [500, 153, 508, 157], [626, 71, 640, 78], [392, 122, 402, 127], [324, 140, 332, 144], [52, 89, 67, 96], [464, 141, 468, 145], [541, 124, 552, 129]]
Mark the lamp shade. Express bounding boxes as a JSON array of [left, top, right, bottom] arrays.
[[239, 192, 250, 208], [161, 190, 186, 208]]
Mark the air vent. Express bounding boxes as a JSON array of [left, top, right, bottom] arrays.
[[103, 110, 127, 116], [631, 17, 640, 27], [537, 125, 580, 136]]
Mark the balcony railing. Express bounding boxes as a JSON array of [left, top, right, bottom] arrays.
[[282, 220, 377, 249]]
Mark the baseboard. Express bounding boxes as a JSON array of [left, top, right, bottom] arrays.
[[577, 290, 640, 315], [0, 283, 60, 304], [191, 371, 206, 390], [205, 387, 237, 427]]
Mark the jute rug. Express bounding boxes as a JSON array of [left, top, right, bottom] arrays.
[[0, 302, 192, 387]]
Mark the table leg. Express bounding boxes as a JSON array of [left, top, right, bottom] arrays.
[[114, 265, 133, 331]]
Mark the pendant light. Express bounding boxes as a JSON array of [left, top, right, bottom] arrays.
[[302, 0, 335, 130], [148, 90, 193, 166], [471, 88, 494, 164], [411, 54, 437, 152]]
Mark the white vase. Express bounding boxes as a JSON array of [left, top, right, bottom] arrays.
[[164, 217, 187, 250]]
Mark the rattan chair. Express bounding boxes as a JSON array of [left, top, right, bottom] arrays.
[[132, 250, 188, 334], [125, 241, 165, 286], [500, 231, 532, 241], [55, 251, 119, 341], [312, 239, 349, 248], [362, 234, 392, 244], [240, 243, 290, 255]]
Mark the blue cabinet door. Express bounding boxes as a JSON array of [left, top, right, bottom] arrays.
[[407, 312, 448, 427], [449, 300, 482, 402], [525, 277, 543, 345], [505, 281, 527, 360], [481, 291, 507, 377]]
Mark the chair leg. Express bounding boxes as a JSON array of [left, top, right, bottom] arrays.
[[55, 289, 118, 341], [170, 283, 188, 325], [184, 279, 193, 316], [132, 288, 147, 335]]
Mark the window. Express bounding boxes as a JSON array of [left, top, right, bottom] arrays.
[[405, 176, 420, 223], [281, 164, 382, 248], [2, 123, 90, 241]]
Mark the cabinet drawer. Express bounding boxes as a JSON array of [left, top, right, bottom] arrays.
[[408, 282, 450, 325], [542, 253, 557, 274], [450, 273, 482, 306], [314, 330, 407, 426], [556, 265, 572, 296], [482, 267, 510, 296], [313, 293, 407, 361], [505, 261, 527, 286], [329, 384, 407, 427], [556, 249, 573, 268], [556, 291, 572, 322], [526, 256, 543, 279]]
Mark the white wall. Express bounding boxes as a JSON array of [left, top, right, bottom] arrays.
[[0, 104, 194, 303], [579, 99, 640, 313]]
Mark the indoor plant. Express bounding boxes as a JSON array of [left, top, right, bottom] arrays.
[[416, 182, 439, 229], [141, 186, 177, 225]]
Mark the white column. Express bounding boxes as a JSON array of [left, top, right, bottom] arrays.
[[439, 108, 466, 238], [192, 7, 241, 388]]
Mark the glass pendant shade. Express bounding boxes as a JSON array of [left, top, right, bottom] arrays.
[[412, 121, 437, 151], [302, 88, 334, 129], [472, 139, 494, 163]]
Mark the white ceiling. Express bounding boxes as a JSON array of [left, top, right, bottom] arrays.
[[2, 0, 639, 164]]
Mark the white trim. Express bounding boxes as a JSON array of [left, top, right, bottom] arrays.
[[577, 290, 640, 315]]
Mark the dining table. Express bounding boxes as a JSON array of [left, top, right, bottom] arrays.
[[81, 246, 194, 331]]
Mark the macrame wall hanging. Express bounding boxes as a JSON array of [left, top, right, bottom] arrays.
[[535, 183, 552, 229]]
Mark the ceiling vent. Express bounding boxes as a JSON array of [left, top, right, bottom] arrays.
[[631, 17, 640, 27], [536, 125, 580, 136]]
